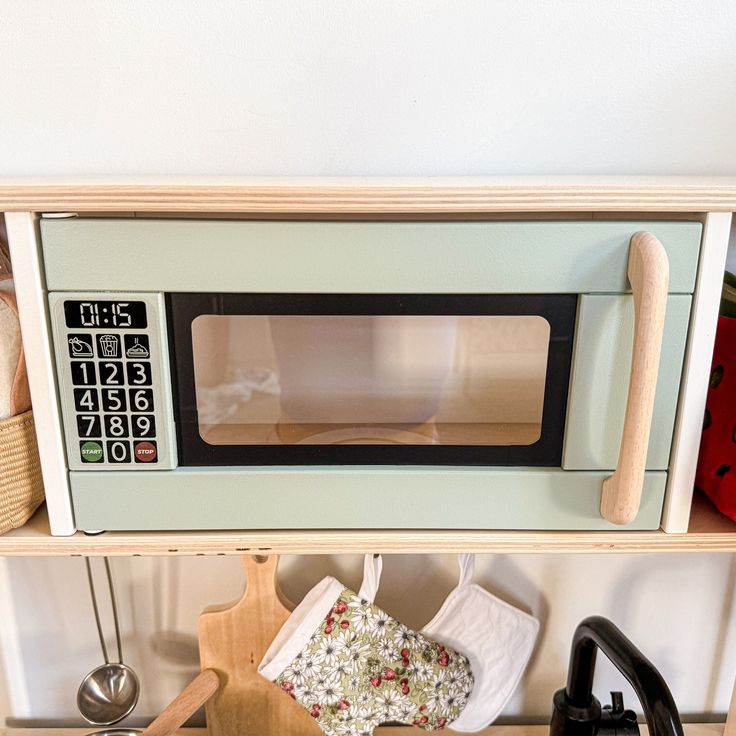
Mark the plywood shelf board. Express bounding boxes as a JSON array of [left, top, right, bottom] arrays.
[[0, 498, 734, 557], [2, 176, 736, 212], [0, 724, 726, 736]]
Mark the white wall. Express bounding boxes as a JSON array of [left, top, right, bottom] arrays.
[[2, 1, 736, 176], [1, 0, 736, 727]]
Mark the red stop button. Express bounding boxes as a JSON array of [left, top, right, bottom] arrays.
[[134, 441, 157, 463]]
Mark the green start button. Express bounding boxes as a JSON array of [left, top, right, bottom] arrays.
[[80, 441, 103, 463]]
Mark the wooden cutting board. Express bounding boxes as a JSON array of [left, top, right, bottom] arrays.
[[199, 555, 319, 736]]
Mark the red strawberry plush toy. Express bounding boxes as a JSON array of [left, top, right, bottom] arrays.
[[695, 314, 736, 521]]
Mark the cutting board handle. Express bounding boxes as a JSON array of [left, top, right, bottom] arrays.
[[199, 554, 319, 736]]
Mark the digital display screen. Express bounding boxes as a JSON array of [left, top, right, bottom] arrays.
[[64, 300, 148, 329]]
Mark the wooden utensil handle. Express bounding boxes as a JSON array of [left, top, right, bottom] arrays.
[[142, 668, 220, 736], [601, 232, 669, 525]]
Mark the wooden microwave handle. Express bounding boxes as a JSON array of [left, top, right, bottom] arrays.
[[600, 232, 669, 525]]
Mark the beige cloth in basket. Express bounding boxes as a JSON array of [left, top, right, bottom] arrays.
[[0, 279, 31, 420], [0, 254, 44, 533]]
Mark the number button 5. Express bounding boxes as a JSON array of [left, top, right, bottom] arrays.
[[126, 361, 152, 386], [102, 388, 127, 412]]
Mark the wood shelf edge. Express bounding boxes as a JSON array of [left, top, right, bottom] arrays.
[[2, 176, 736, 212], [0, 501, 734, 556]]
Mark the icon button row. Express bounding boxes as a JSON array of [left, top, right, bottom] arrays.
[[68, 334, 150, 360]]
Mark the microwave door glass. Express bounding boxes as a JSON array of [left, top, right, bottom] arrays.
[[191, 314, 550, 447], [169, 294, 576, 466]]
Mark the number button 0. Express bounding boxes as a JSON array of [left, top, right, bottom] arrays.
[[132, 414, 156, 438], [104, 414, 129, 438], [100, 361, 125, 386], [126, 361, 152, 386], [71, 361, 96, 386], [130, 388, 154, 412], [101, 388, 127, 412], [76, 415, 102, 438], [106, 440, 131, 463]]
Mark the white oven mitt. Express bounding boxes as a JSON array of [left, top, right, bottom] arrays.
[[421, 555, 539, 731]]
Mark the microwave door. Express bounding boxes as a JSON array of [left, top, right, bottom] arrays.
[[167, 293, 577, 467]]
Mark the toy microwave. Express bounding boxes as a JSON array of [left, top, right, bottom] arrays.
[[10, 215, 713, 534]]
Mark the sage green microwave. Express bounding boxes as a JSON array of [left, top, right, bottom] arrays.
[[36, 217, 701, 532]]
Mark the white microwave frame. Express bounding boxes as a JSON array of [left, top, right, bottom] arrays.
[[5, 209, 732, 536]]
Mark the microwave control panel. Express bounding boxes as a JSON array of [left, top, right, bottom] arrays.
[[48, 292, 177, 471]]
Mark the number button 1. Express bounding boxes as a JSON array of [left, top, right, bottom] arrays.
[[129, 388, 154, 412], [71, 361, 96, 386], [126, 361, 152, 386], [101, 388, 127, 412]]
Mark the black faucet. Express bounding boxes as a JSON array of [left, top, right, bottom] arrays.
[[550, 616, 684, 736]]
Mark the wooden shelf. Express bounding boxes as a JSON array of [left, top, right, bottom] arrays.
[[0, 492, 733, 557], [1, 175, 736, 213], [0, 724, 726, 736]]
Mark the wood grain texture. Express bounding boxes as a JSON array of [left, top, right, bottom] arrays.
[[198, 555, 319, 736], [601, 233, 669, 524], [2, 176, 736, 212], [142, 669, 220, 736], [0, 503, 735, 556], [725, 676, 736, 736], [0, 723, 726, 736]]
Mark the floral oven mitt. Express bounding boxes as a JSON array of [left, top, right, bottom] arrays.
[[273, 587, 474, 736]]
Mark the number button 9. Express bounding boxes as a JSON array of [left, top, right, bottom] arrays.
[[132, 414, 156, 438]]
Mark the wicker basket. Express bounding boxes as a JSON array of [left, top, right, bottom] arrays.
[[0, 409, 44, 534]]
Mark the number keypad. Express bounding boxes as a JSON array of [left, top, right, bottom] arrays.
[[64, 325, 160, 465], [52, 292, 174, 471]]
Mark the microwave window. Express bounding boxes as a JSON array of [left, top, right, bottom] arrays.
[[190, 314, 550, 447]]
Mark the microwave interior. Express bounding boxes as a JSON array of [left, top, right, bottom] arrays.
[[170, 293, 577, 466]]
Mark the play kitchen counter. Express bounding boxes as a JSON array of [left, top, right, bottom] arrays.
[[1, 179, 735, 736], [2, 177, 736, 544]]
